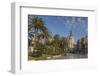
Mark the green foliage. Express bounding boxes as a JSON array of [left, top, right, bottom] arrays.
[[28, 16, 68, 60]]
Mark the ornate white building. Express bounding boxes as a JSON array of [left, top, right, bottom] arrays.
[[67, 31, 74, 51]]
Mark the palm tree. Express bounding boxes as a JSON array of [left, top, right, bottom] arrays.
[[41, 26, 49, 38], [32, 16, 47, 42], [32, 16, 51, 44], [32, 17, 44, 34]]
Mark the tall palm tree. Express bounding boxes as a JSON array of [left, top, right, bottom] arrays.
[[41, 26, 49, 38], [32, 16, 50, 43], [32, 17, 44, 34], [31, 16, 45, 42]]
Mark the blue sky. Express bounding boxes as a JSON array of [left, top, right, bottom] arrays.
[[28, 15, 88, 43]]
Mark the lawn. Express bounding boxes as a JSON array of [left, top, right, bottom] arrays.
[[28, 54, 52, 61]]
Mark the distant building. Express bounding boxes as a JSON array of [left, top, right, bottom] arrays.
[[77, 39, 82, 51], [77, 35, 88, 54], [67, 31, 74, 52], [38, 34, 46, 44]]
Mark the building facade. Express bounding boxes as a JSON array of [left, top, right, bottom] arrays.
[[66, 31, 74, 52], [77, 35, 88, 54]]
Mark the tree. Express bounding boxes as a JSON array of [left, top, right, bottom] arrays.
[[32, 17, 44, 37], [60, 37, 67, 54], [41, 26, 50, 43]]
